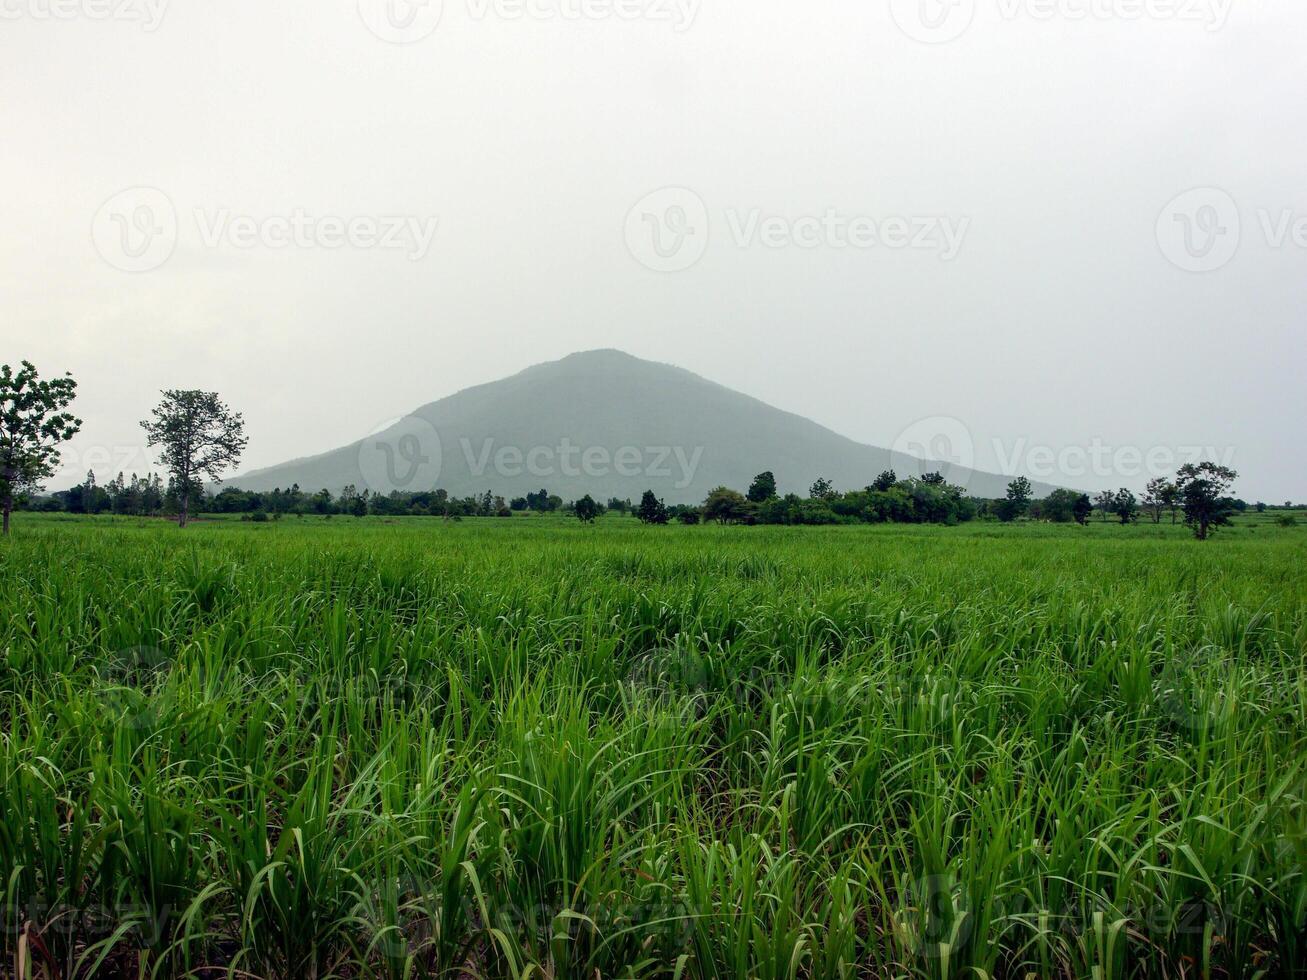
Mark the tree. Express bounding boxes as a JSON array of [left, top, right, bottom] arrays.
[[141, 389, 248, 528], [747, 471, 777, 503], [637, 489, 669, 525], [703, 486, 751, 524], [871, 470, 897, 492], [1142, 478, 1170, 524], [1072, 493, 1093, 526], [1039, 487, 1085, 524], [1160, 482, 1181, 524], [1111, 488, 1139, 524], [1093, 490, 1116, 523], [994, 477, 1033, 522], [920, 471, 946, 485], [1175, 462, 1239, 540], [0, 361, 82, 535], [574, 494, 598, 523], [809, 477, 835, 501]]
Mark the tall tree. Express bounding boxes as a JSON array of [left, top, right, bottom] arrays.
[[993, 477, 1033, 523], [1141, 478, 1170, 524], [809, 477, 835, 501], [747, 471, 777, 503], [1072, 493, 1093, 526], [574, 494, 598, 523], [1008, 477, 1033, 516], [1111, 488, 1139, 524], [637, 489, 669, 525], [0, 361, 82, 535], [1175, 463, 1238, 540], [141, 390, 248, 528], [1093, 489, 1116, 523], [1160, 481, 1181, 524], [871, 469, 897, 492]]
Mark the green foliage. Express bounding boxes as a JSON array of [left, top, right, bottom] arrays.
[[0, 516, 1303, 978], [1177, 462, 1240, 540], [747, 471, 777, 503], [141, 390, 248, 527], [994, 477, 1034, 523], [808, 476, 835, 500], [1111, 487, 1139, 524], [637, 489, 670, 525], [0, 360, 82, 533], [574, 494, 598, 523], [1142, 477, 1174, 524], [703, 486, 753, 524], [1036, 488, 1093, 525]]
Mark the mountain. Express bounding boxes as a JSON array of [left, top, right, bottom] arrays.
[[231, 350, 1054, 503]]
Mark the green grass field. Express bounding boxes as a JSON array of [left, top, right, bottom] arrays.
[[2, 515, 1304, 978]]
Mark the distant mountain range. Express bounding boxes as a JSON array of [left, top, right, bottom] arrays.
[[232, 349, 1055, 503]]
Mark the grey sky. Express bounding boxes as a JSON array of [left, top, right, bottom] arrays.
[[3, 0, 1304, 500]]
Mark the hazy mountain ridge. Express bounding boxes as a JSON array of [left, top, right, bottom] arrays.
[[232, 350, 1053, 502]]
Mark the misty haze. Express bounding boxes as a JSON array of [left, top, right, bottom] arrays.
[[2, 3, 1304, 978]]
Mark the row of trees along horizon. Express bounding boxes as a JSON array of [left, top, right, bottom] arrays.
[[1, 360, 1278, 540]]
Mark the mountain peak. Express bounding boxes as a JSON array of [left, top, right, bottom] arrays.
[[234, 352, 1056, 502], [546, 348, 661, 370], [560, 348, 639, 361]]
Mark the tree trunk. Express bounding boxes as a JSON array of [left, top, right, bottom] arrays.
[[2, 499, 10, 536], [179, 493, 189, 528]]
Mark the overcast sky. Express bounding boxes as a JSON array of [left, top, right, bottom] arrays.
[[3, 0, 1304, 500]]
